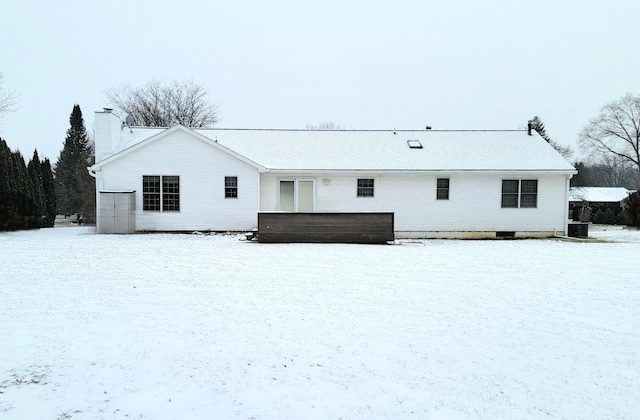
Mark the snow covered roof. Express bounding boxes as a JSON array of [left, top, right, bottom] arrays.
[[569, 187, 634, 203], [101, 126, 577, 173]]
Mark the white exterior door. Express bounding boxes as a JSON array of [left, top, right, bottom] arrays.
[[279, 179, 315, 212]]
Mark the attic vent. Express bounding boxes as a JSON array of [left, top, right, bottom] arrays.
[[407, 140, 422, 149]]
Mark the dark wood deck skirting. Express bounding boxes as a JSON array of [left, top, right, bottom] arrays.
[[257, 212, 394, 244]]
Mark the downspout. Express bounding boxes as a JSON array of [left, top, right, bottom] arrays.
[[562, 174, 572, 236], [88, 167, 103, 232]]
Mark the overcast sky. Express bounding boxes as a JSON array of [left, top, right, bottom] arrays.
[[1, 0, 639, 163]]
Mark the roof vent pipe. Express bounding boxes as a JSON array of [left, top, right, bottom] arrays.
[[527, 121, 533, 136]]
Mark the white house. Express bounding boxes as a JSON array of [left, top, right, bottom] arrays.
[[90, 109, 577, 238], [568, 186, 634, 219], [569, 187, 633, 205]]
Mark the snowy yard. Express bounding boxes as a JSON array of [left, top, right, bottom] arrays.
[[1, 227, 639, 419]]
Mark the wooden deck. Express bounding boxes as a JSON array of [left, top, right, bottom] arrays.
[[257, 212, 394, 244]]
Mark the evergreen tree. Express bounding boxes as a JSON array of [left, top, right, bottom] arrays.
[[0, 139, 53, 231], [592, 208, 605, 224], [0, 138, 12, 192], [615, 209, 627, 226], [602, 208, 616, 225], [75, 141, 96, 223], [0, 138, 13, 230], [10, 149, 34, 229], [623, 192, 640, 228], [55, 104, 89, 217], [27, 150, 46, 228], [529, 116, 551, 142], [41, 158, 56, 227], [528, 116, 574, 159]]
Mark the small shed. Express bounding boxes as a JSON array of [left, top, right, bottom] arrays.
[[97, 191, 136, 234]]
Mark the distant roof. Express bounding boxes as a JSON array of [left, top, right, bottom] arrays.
[[569, 187, 633, 202], [107, 126, 577, 173]]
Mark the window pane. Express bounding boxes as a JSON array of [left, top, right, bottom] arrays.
[[521, 180, 538, 193], [520, 180, 537, 207], [143, 193, 160, 211], [502, 180, 519, 194], [225, 176, 238, 198], [298, 181, 314, 212], [357, 178, 374, 197], [143, 176, 160, 193], [163, 176, 180, 193], [501, 180, 518, 208], [162, 176, 180, 211], [437, 178, 449, 189], [280, 181, 295, 211], [143, 176, 161, 211], [437, 178, 449, 200], [521, 194, 537, 207], [502, 194, 518, 208]]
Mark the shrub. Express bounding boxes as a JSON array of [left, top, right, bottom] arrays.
[[592, 208, 605, 224], [623, 191, 640, 228], [602, 208, 616, 224], [616, 210, 628, 225], [578, 206, 593, 222]]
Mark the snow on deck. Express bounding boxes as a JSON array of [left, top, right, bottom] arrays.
[[1, 227, 639, 419]]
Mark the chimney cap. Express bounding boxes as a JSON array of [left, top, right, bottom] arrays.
[[103, 107, 113, 113]]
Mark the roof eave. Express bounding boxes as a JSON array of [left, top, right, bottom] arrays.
[[265, 168, 578, 174]]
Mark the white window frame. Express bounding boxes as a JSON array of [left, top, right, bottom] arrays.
[[142, 175, 180, 212], [357, 178, 375, 197], [277, 178, 316, 212], [501, 179, 538, 209]]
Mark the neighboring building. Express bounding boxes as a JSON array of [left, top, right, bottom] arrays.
[[569, 186, 634, 218], [90, 110, 577, 238]]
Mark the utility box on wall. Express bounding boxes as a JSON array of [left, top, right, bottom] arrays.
[[568, 222, 588, 238], [98, 191, 136, 234]]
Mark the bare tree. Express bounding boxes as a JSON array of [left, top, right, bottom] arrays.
[[572, 157, 639, 189], [579, 93, 640, 188], [105, 79, 219, 128], [305, 121, 345, 130], [0, 71, 19, 122]]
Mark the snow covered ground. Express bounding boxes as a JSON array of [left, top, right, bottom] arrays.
[[1, 226, 639, 419]]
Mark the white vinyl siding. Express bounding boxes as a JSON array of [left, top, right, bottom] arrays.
[[98, 130, 260, 231], [261, 172, 568, 237]]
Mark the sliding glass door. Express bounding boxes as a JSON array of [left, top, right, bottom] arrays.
[[279, 179, 314, 212]]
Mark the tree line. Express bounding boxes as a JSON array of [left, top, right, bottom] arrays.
[[0, 140, 56, 231], [0, 104, 96, 231]]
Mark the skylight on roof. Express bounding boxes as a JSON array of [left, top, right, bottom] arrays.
[[407, 140, 422, 149]]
